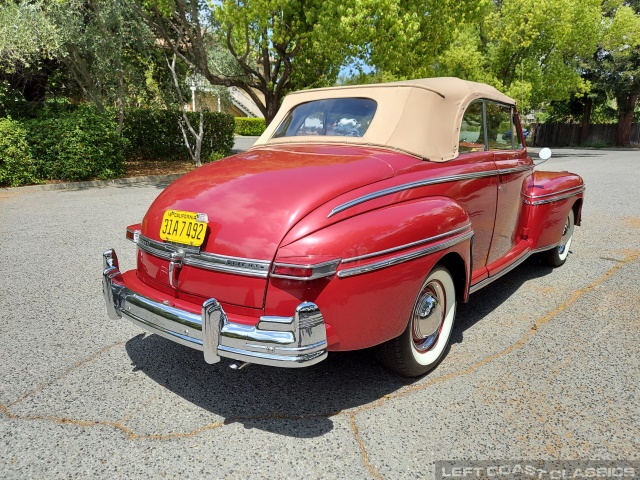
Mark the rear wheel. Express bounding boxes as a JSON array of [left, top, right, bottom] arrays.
[[375, 266, 456, 377], [545, 209, 574, 267]]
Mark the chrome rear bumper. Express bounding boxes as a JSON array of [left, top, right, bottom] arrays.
[[102, 249, 327, 367]]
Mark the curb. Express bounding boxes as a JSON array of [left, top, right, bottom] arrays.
[[3, 173, 185, 193]]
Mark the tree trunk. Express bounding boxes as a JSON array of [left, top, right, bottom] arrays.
[[264, 91, 280, 126], [117, 68, 124, 135], [616, 93, 638, 147], [580, 97, 593, 145]]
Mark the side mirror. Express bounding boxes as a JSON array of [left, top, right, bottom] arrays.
[[535, 147, 552, 166]]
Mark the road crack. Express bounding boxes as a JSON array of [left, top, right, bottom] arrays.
[[9, 341, 127, 407]]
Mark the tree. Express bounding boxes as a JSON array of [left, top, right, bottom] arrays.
[[597, 0, 640, 146], [51, 0, 160, 131], [344, 0, 480, 80], [431, 0, 603, 113], [1, 0, 175, 117], [0, 1, 64, 101], [167, 53, 204, 166], [138, 0, 351, 124]]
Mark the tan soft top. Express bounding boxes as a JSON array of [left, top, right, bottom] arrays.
[[252, 77, 515, 162]]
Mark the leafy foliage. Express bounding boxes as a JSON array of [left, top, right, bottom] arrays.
[[122, 109, 234, 159], [0, 117, 40, 187], [141, 0, 352, 123], [234, 117, 266, 136], [26, 106, 126, 181], [0, 1, 63, 72], [429, 0, 603, 112]]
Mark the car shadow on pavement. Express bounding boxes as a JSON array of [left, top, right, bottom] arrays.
[[125, 332, 416, 437], [450, 256, 554, 346], [124, 256, 555, 438]]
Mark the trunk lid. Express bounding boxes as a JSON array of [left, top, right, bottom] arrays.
[[138, 145, 395, 307]]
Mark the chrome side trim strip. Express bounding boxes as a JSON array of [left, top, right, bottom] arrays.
[[337, 230, 474, 278], [497, 165, 534, 175], [328, 171, 497, 217], [328, 165, 531, 218], [469, 248, 531, 294], [522, 188, 585, 206], [530, 242, 560, 255], [341, 224, 473, 263], [137, 234, 271, 278], [469, 242, 560, 294], [523, 185, 584, 200]]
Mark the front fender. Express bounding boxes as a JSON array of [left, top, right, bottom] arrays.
[[521, 171, 585, 250], [265, 196, 473, 351]]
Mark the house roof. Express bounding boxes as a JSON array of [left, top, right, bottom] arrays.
[[252, 77, 516, 161]]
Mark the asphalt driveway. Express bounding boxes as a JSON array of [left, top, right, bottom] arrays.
[[1, 149, 638, 478]]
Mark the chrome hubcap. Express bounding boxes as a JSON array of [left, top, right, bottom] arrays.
[[412, 280, 445, 352]]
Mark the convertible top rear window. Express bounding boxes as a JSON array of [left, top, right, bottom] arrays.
[[273, 98, 377, 139]]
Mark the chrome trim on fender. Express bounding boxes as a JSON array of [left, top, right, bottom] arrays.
[[102, 249, 327, 368], [337, 230, 474, 278], [341, 224, 472, 264], [137, 234, 271, 278], [522, 187, 585, 206], [328, 165, 531, 217]]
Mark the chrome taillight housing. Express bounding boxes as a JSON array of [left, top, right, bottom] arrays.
[[271, 256, 340, 280]]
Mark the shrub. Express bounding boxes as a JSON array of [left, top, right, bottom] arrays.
[[27, 106, 126, 181], [193, 111, 235, 159], [0, 118, 40, 187], [122, 109, 235, 160], [234, 117, 266, 136]]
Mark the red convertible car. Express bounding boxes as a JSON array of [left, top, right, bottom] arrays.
[[103, 78, 584, 376]]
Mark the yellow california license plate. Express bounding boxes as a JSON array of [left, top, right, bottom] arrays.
[[159, 210, 208, 247]]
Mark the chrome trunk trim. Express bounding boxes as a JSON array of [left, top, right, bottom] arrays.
[[137, 234, 271, 278]]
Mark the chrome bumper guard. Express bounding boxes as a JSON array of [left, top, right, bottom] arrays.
[[102, 249, 328, 367]]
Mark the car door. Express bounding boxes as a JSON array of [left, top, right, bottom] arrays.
[[453, 100, 499, 284], [485, 102, 532, 268]]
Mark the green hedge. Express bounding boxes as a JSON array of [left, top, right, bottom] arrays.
[[234, 117, 266, 136], [123, 109, 235, 160], [26, 106, 126, 181], [0, 118, 40, 187], [0, 104, 235, 186]]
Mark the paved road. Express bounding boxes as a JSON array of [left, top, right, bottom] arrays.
[[233, 135, 259, 153], [1, 149, 638, 479]]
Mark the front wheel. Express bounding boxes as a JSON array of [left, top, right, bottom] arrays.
[[375, 266, 456, 377], [545, 209, 575, 267]]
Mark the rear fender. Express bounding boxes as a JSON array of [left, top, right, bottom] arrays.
[[265, 196, 473, 351]]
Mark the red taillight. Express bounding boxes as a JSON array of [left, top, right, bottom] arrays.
[[126, 223, 141, 243], [271, 256, 340, 281], [272, 265, 314, 278]]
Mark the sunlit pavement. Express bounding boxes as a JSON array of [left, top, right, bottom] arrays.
[[1, 149, 638, 479]]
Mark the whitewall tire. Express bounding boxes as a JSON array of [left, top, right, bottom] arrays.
[[376, 266, 456, 377]]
